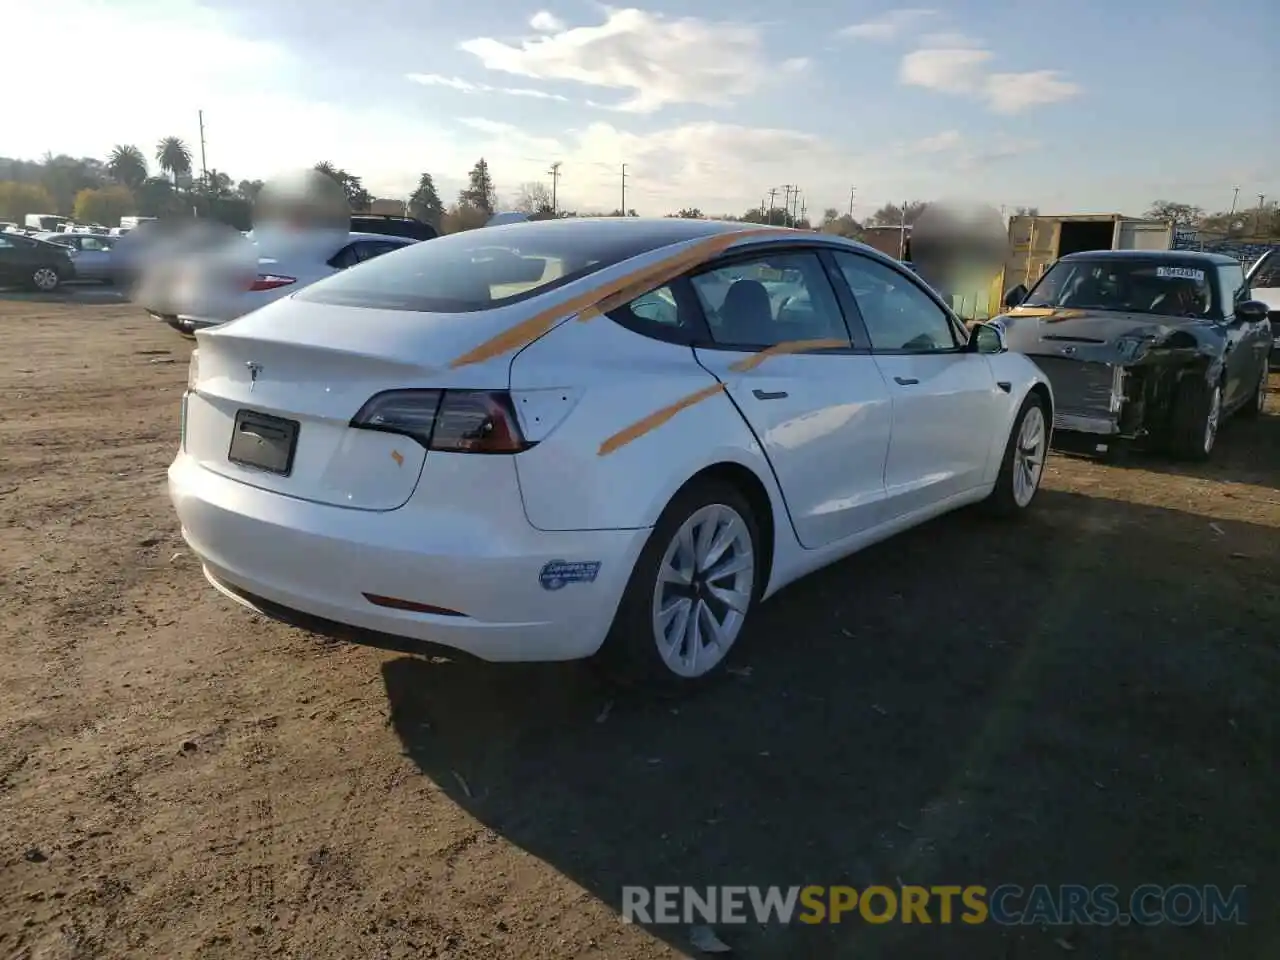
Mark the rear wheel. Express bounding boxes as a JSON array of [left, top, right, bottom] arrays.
[[595, 480, 760, 695], [30, 265, 61, 292], [1166, 376, 1220, 461]]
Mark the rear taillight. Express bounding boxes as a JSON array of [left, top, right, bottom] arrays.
[[246, 274, 296, 291], [350, 390, 531, 453]]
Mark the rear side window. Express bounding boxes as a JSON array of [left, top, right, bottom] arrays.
[[297, 222, 691, 313]]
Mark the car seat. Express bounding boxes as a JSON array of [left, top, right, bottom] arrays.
[[721, 279, 776, 344]]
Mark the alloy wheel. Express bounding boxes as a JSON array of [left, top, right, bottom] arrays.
[[651, 503, 754, 678], [33, 267, 59, 292], [1013, 405, 1047, 507]]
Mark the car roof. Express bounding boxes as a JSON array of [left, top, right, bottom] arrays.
[[1059, 248, 1240, 266], [347, 231, 414, 243]]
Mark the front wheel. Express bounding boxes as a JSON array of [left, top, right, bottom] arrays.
[[1166, 377, 1221, 461], [30, 266, 62, 293], [595, 480, 760, 694], [1238, 368, 1267, 420], [982, 391, 1049, 517]]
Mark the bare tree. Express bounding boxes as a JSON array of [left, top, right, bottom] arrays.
[[513, 181, 554, 215]]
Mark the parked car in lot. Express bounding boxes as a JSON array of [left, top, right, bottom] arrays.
[[350, 214, 438, 241], [139, 230, 417, 334], [0, 232, 76, 291], [32, 231, 117, 283], [1244, 247, 1280, 367], [170, 218, 1053, 691], [998, 250, 1272, 460]]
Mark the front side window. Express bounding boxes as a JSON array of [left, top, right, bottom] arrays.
[[689, 251, 849, 349], [1218, 264, 1247, 315], [1247, 251, 1280, 288], [832, 251, 957, 352]]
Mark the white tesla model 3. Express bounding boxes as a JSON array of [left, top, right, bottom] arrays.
[[170, 218, 1053, 690]]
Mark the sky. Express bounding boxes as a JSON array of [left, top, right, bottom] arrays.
[[4, 0, 1278, 219]]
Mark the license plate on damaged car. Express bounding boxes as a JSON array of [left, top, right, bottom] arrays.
[[228, 409, 299, 476]]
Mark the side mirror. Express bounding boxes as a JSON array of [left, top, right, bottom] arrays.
[[1003, 284, 1028, 309], [1236, 300, 1269, 324], [967, 321, 1008, 355]]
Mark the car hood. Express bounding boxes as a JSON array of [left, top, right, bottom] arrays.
[[1249, 286, 1280, 311], [995, 306, 1220, 364]]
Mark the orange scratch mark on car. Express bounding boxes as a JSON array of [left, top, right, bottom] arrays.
[[728, 338, 849, 372], [448, 227, 792, 369], [597, 383, 727, 457], [390, 449, 404, 466], [597, 338, 847, 456]]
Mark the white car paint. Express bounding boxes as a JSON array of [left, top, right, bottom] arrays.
[[169, 220, 1052, 681], [136, 229, 415, 331]]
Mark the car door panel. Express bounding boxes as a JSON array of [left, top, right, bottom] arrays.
[[830, 250, 1000, 519], [688, 249, 892, 549]]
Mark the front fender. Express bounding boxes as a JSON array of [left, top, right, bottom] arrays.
[[980, 351, 1054, 483]]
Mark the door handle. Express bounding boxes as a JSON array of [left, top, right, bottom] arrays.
[[893, 377, 919, 386], [752, 389, 788, 400]]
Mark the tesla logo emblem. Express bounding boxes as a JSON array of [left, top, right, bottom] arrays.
[[246, 361, 262, 391]]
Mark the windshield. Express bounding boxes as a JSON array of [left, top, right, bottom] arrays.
[[296, 221, 707, 313], [1247, 250, 1280, 287], [1024, 258, 1220, 319]]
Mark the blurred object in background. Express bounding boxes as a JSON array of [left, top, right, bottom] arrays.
[[911, 200, 1008, 320], [253, 168, 350, 234]]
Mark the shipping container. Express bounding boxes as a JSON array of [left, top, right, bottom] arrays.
[[1000, 213, 1173, 294]]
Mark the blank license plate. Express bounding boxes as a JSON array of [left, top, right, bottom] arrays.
[[228, 409, 299, 476]]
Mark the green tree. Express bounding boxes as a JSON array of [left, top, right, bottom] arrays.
[[313, 162, 370, 211], [38, 154, 105, 214], [867, 201, 928, 227], [135, 177, 180, 217], [155, 137, 192, 189], [73, 185, 136, 224], [459, 158, 496, 215], [236, 179, 264, 202], [408, 172, 444, 227], [201, 169, 233, 199], [0, 181, 57, 221], [107, 145, 148, 189], [442, 202, 490, 233], [607, 208, 639, 217], [1145, 200, 1204, 227], [672, 207, 704, 219]]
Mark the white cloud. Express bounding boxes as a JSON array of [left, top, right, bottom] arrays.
[[909, 129, 964, 153], [919, 31, 983, 48], [458, 8, 796, 113], [529, 10, 565, 32], [900, 44, 1080, 113], [900, 48, 992, 93], [841, 9, 936, 41], [983, 72, 1081, 114], [406, 73, 568, 101]]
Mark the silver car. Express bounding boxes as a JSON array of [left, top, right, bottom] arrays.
[[32, 232, 116, 283]]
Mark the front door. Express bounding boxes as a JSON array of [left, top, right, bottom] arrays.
[[689, 249, 893, 549], [830, 250, 1000, 519]]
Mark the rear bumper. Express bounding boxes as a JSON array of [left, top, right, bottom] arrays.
[[168, 453, 647, 662]]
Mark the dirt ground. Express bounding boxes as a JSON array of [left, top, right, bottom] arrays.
[[1, 296, 1277, 960]]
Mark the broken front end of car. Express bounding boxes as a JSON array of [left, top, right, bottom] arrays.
[[1027, 329, 1221, 446]]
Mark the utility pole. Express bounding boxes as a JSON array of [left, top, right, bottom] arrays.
[[197, 109, 209, 197], [800, 198, 807, 224], [792, 187, 801, 223], [848, 186, 856, 219], [767, 187, 778, 224], [781, 185, 793, 223], [1257, 195, 1267, 236], [899, 200, 908, 260], [620, 163, 627, 215], [547, 161, 561, 215], [1230, 186, 1240, 214]]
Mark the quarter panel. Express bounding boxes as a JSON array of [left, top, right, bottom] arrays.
[[509, 316, 790, 535]]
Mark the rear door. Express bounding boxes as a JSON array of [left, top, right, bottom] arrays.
[[829, 250, 1001, 519], [688, 246, 893, 549]]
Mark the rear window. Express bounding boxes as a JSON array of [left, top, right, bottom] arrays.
[[296, 221, 686, 313]]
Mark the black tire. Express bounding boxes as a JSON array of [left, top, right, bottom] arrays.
[[1238, 368, 1267, 420], [982, 391, 1050, 517], [28, 265, 62, 293], [1165, 375, 1221, 461], [593, 479, 761, 696]]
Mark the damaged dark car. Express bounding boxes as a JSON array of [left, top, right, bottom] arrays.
[[996, 250, 1272, 461]]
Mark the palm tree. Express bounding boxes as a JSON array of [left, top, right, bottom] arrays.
[[155, 137, 192, 190], [107, 145, 148, 189], [313, 161, 338, 178]]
